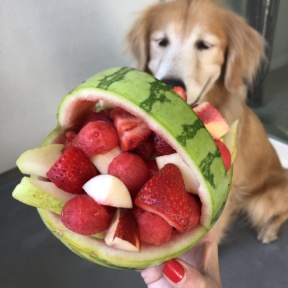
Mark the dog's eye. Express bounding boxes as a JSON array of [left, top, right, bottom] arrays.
[[157, 38, 169, 47], [196, 40, 211, 50]]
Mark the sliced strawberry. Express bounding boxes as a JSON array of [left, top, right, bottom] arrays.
[[153, 133, 176, 156], [73, 120, 119, 157], [185, 194, 201, 232], [173, 86, 187, 102], [108, 152, 150, 198], [134, 163, 192, 232], [46, 146, 98, 194], [109, 107, 131, 120], [133, 207, 172, 246], [61, 195, 114, 235], [146, 160, 159, 178], [114, 113, 152, 151], [132, 135, 154, 161]]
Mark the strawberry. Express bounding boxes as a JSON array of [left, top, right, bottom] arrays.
[[185, 194, 201, 232], [114, 113, 152, 151], [72, 120, 119, 157], [132, 135, 154, 161], [109, 107, 131, 120], [61, 195, 114, 235], [153, 133, 176, 156], [146, 160, 159, 178], [173, 86, 187, 102], [108, 152, 150, 198], [46, 146, 98, 194], [134, 163, 192, 232], [133, 207, 172, 245]]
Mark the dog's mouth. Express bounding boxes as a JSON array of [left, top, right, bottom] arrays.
[[161, 78, 186, 90], [162, 77, 212, 105]]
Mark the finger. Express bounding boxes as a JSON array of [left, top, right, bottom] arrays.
[[139, 265, 163, 285], [199, 237, 221, 285], [162, 259, 206, 288]]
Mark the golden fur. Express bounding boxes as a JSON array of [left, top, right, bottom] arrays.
[[126, 0, 288, 243]]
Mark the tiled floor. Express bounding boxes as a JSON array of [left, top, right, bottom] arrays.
[[0, 66, 287, 288]]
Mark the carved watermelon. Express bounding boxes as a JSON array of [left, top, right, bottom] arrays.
[[13, 67, 232, 269]]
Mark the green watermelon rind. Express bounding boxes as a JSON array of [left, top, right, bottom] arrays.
[[18, 67, 230, 269], [38, 208, 208, 270]]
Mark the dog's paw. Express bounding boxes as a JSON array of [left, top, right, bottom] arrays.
[[257, 225, 279, 244]]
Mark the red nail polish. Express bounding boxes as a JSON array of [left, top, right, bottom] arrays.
[[163, 259, 185, 283]]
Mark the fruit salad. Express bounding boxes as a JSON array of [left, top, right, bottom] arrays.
[[13, 67, 236, 269]]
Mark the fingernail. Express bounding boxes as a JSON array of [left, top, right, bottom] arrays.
[[163, 259, 185, 283]]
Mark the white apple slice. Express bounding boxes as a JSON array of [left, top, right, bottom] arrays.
[[156, 153, 199, 193], [193, 102, 230, 139], [83, 174, 132, 208], [90, 146, 121, 174], [16, 144, 64, 178], [104, 209, 140, 252]]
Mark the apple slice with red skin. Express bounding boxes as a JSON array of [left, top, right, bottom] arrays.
[[193, 102, 230, 139], [214, 139, 232, 171], [104, 209, 140, 252]]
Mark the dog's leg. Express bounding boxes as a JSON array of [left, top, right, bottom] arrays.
[[245, 172, 288, 243], [257, 211, 288, 243]]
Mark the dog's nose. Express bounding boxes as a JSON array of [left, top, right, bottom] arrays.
[[161, 78, 186, 90]]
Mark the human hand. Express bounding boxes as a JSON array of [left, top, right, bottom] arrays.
[[139, 232, 221, 288]]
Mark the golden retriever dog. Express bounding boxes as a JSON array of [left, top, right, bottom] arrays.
[[126, 0, 288, 243]]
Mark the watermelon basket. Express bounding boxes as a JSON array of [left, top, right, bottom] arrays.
[[12, 67, 233, 270]]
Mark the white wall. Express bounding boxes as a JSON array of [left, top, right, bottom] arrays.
[[1, 0, 287, 173], [0, 0, 155, 173]]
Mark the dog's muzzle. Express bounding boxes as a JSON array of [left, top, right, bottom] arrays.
[[161, 78, 186, 90]]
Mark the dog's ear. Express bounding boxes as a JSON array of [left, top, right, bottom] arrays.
[[125, 11, 151, 72], [224, 12, 266, 92]]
